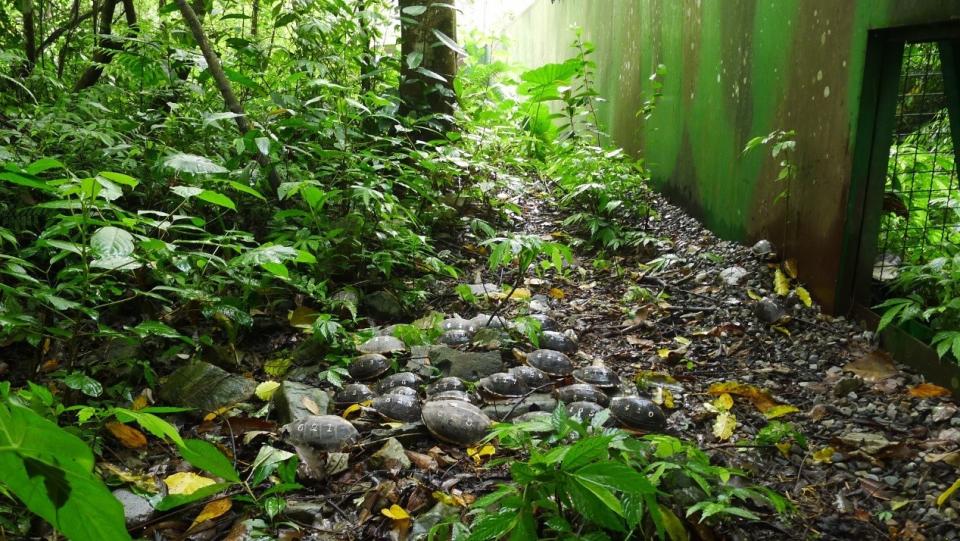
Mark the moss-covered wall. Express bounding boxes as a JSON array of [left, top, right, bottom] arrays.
[[503, 1, 960, 312]]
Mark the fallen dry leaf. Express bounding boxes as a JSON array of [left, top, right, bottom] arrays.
[[708, 381, 777, 412], [713, 412, 736, 440], [925, 451, 960, 468], [795, 286, 813, 308], [548, 287, 565, 299], [784, 259, 799, 279], [764, 404, 800, 419], [812, 447, 835, 463], [908, 383, 951, 399], [164, 472, 216, 495], [302, 396, 323, 415], [466, 444, 496, 465], [938, 478, 960, 507], [405, 450, 438, 470], [844, 350, 898, 382], [106, 421, 148, 449], [774, 269, 791, 296], [190, 498, 232, 529]]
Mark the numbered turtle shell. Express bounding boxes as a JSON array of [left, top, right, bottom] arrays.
[[555, 383, 610, 406], [470, 313, 508, 329], [528, 313, 560, 332], [282, 415, 359, 451], [439, 329, 472, 346], [379, 371, 421, 392], [565, 400, 605, 422], [371, 393, 422, 423], [508, 365, 553, 390], [348, 354, 391, 381], [539, 331, 578, 353], [478, 372, 528, 400], [426, 377, 467, 397], [385, 386, 418, 397], [441, 317, 478, 334], [358, 335, 406, 355], [422, 399, 492, 445], [526, 349, 574, 378], [572, 365, 620, 390], [609, 396, 667, 432], [333, 383, 376, 407]]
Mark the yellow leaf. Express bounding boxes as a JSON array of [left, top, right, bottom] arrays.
[[106, 421, 148, 449], [764, 404, 799, 419], [812, 446, 835, 463], [342, 400, 372, 419], [771, 325, 791, 337], [164, 472, 216, 495], [937, 478, 960, 507], [708, 382, 777, 413], [774, 269, 790, 296], [783, 259, 799, 279], [432, 491, 469, 507], [657, 348, 671, 359], [131, 394, 149, 411], [713, 393, 734, 412], [203, 406, 232, 422], [381, 504, 410, 520], [775, 442, 791, 458], [747, 289, 762, 301], [288, 306, 319, 329], [467, 444, 496, 464], [99, 463, 158, 493], [713, 412, 736, 441], [908, 383, 952, 398], [652, 387, 675, 409], [301, 396, 323, 415], [509, 288, 531, 300], [190, 498, 232, 529], [795, 286, 813, 308], [265, 357, 292, 377], [548, 288, 565, 300], [255, 381, 281, 401]]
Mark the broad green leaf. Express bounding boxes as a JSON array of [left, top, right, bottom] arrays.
[[164, 153, 228, 175], [97, 171, 138, 188], [111, 408, 184, 447], [25, 158, 66, 175], [90, 227, 134, 258], [154, 482, 232, 511], [401, 5, 427, 16], [196, 190, 236, 210], [561, 435, 611, 471], [61, 372, 103, 398], [0, 403, 130, 541], [178, 439, 240, 482], [0, 171, 56, 192], [432, 29, 466, 56]]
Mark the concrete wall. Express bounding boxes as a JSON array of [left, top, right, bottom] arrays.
[[502, 1, 960, 312]]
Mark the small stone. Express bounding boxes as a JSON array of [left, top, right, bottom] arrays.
[[752, 239, 774, 257], [283, 501, 325, 524], [113, 489, 154, 528], [719, 266, 749, 286], [363, 290, 405, 320], [273, 381, 329, 424], [883, 475, 899, 486], [159, 361, 256, 415], [754, 297, 785, 324], [370, 437, 412, 470], [932, 404, 958, 423]]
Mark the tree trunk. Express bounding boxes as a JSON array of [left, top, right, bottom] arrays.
[[250, 0, 259, 37], [73, 0, 121, 91], [173, 0, 280, 192], [22, 0, 37, 68], [398, 0, 458, 126]]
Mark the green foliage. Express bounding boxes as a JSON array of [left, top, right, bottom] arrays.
[[462, 408, 789, 540], [743, 129, 797, 204]]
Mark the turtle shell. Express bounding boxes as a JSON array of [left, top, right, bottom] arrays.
[[379, 371, 421, 392], [565, 401, 605, 422], [371, 394, 422, 422], [555, 383, 610, 406], [528, 313, 560, 332], [470, 313, 508, 329], [348, 354, 391, 381], [429, 390, 478, 404], [333, 383, 376, 406], [385, 386, 418, 397], [426, 377, 467, 397], [609, 396, 667, 432], [508, 365, 553, 390], [441, 317, 478, 334], [526, 349, 574, 378], [539, 331, 578, 353], [358, 335, 406, 355], [572, 365, 620, 390], [439, 329, 472, 346], [478, 372, 528, 400], [282, 415, 359, 451], [422, 399, 492, 445]]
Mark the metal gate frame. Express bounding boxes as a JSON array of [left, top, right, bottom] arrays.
[[839, 23, 960, 393]]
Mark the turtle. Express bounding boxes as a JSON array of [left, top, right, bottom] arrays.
[[478, 373, 528, 401], [565, 400, 606, 422], [333, 383, 376, 407], [371, 394, 422, 423], [525, 349, 574, 378], [555, 383, 610, 406], [441, 317, 478, 334], [429, 390, 478, 404], [508, 365, 553, 390], [483, 393, 557, 421], [528, 313, 559, 332], [379, 371, 420, 393], [438, 329, 472, 346], [426, 377, 467, 396], [385, 386, 419, 397], [609, 396, 667, 432], [358, 335, 406, 355], [470, 313, 508, 329], [422, 399, 492, 445], [282, 415, 359, 451], [539, 330, 578, 353], [348, 354, 391, 381], [572, 364, 620, 391]]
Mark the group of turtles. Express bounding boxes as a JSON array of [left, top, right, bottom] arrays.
[[284, 312, 668, 451]]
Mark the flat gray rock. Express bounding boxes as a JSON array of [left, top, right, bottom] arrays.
[[273, 381, 330, 423], [113, 488, 154, 528], [430, 346, 503, 381], [159, 361, 256, 415]]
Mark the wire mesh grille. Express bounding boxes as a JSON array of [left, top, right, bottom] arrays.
[[873, 41, 960, 293]]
